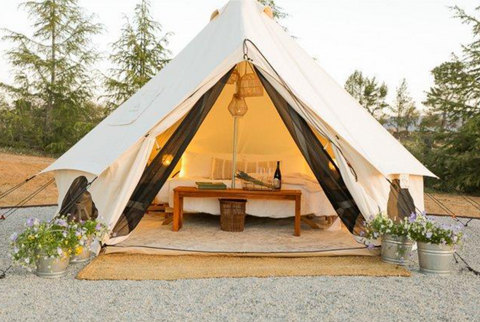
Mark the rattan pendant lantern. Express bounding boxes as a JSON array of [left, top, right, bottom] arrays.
[[228, 94, 248, 117], [238, 63, 264, 97], [226, 68, 240, 85]]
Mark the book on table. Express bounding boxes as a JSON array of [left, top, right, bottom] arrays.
[[195, 182, 227, 190]]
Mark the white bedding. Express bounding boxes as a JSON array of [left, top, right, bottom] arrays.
[[156, 174, 338, 219]]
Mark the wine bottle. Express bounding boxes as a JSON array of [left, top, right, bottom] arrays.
[[273, 161, 282, 189]]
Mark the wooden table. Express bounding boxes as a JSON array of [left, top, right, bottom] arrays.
[[172, 187, 302, 236]]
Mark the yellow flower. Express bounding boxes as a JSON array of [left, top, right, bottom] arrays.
[[75, 246, 83, 255], [28, 235, 35, 240]]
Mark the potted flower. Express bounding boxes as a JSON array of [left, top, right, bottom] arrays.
[[363, 212, 413, 265], [409, 213, 463, 275], [70, 219, 108, 264], [10, 217, 81, 278]]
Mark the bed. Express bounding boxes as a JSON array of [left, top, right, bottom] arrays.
[[154, 151, 340, 228]]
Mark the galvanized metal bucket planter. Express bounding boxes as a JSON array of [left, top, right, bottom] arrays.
[[381, 234, 414, 266], [417, 242, 454, 275], [71, 238, 93, 264], [70, 246, 92, 264], [35, 252, 70, 278]]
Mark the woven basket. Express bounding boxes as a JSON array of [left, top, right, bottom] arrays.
[[219, 199, 247, 232]]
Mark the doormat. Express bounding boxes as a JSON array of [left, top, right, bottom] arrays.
[[77, 254, 410, 280]]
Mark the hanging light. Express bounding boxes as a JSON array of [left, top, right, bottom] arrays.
[[162, 154, 174, 166], [238, 62, 263, 97], [239, 72, 264, 97], [227, 68, 240, 85], [228, 94, 248, 117]]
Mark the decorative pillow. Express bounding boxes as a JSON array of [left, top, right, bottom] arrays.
[[179, 152, 213, 178], [211, 158, 246, 180]]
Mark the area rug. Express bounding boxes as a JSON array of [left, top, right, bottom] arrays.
[[77, 254, 410, 280], [108, 213, 373, 257]]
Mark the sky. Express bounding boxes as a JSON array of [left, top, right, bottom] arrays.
[[0, 0, 478, 109]]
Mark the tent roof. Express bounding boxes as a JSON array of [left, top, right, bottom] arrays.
[[43, 0, 434, 178]]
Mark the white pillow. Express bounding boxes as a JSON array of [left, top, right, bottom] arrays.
[[179, 152, 212, 178], [211, 158, 246, 180]]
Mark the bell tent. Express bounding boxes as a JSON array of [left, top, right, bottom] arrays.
[[42, 0, 434, 247]]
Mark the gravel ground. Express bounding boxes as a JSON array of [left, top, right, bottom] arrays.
[[1, 207, 479, 322]]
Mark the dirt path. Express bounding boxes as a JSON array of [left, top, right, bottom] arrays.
[[0, 152, 479, 218], [0, 152, 57, 207], [424, 193, 480, 219]]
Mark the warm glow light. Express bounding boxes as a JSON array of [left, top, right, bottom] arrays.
[[328, 160, 336, 171], [162, 154, 173, 166], [228, 94, 248, 117]]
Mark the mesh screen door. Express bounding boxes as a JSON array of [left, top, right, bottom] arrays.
[[256, 68, 366, 235], [112, 70, 232, 237]]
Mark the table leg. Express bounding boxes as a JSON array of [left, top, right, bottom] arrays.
[[179, 196, 184, 229], [173, 191, 180, 231], [294, 195, 301, 236]]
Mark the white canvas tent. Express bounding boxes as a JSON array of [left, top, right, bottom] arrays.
[[43, 0, 434, 246]]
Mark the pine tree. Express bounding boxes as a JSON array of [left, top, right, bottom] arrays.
[[344, 70, 389, 122], [389, 79, 419, 141], [105, 0, 172, 110], [424, 56, 473, 129], [453, 5, 480, 107], [431, 114, 480, 193], [1, 0, 103, 153]]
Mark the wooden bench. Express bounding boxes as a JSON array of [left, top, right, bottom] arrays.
[[172, 187, 302, 236]]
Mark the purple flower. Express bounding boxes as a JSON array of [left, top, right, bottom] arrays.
[[367, 243, 375, 250], [26, 218, 35, 227], [57, 248, 63, 255], [55, 218, 68, 227], [426, 231, 432, 239], [359, 231, 365, 237], [95, 223, 102, 231], [10, 232, 18, 242], [408, 212, 417, 223]]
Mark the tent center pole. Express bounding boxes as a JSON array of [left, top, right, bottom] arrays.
[[231, 116, 239, 189]]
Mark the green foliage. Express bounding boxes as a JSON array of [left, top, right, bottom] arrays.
[[407, 6, 480, 194], [428, 115, 480, 193], [363, 212, 410, 239], [424, 57, 475, 129], [389, 79, 419, 141], [104, 0, 172, 111], [344, 70, 389, 122], [10, 217, 82, 267], [0, 0, 104, 154], [408, 213, 463, 245], [453, 5, 480, 103], [80, 219, 108, 239]]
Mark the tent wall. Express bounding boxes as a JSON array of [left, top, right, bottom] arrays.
[[54, 137, 155, 244], [184, 67, 308, 173]]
